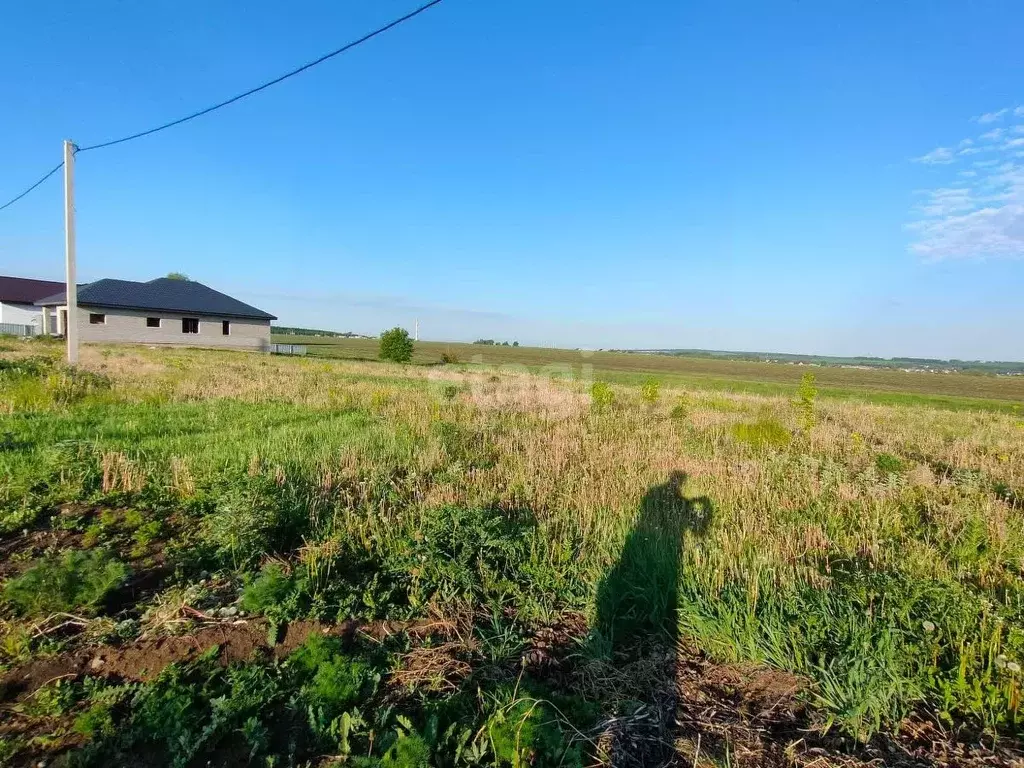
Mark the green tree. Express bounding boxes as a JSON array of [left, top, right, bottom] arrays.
[[165, 272, 190, 281], [379, 327, 414, 363]]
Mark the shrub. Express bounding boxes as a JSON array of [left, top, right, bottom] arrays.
[[240, 564, 299, 620], [640, 377, 661, 405], [732, 418, 792, 450], [404, 506, 535, 613], [202, 472, 316, 570], [483, 689, 581, 767], [590, 381, 614, 412], [440, 349, 460, 365], [122, 653, 287, 767], [669, 395, 690, 420], [289, 635, 379, 746], [875, 452, 905, 475], [381, 732, 431, 767], [74, 703, 116, 740], [2, 550, 129, 617], [379, 328, 414, 364], [794, 372, 817, 432]]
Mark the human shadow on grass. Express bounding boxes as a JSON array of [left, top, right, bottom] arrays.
[[592, 471, 713, 765]]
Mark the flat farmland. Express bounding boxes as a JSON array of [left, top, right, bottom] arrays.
[[274, 335, 1024, 410]]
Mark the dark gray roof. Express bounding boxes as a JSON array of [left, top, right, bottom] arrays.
[[36, 278, 276, 321], [0, 275, 66, 304]]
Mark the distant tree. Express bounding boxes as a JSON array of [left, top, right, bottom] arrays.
[[512, 341, 519, 347], [379, 327, 414, 363], [473, 339, 496, 346], [166, 272, 190, 281]]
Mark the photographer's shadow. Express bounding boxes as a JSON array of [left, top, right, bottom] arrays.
[[592, 471, 714, 763]]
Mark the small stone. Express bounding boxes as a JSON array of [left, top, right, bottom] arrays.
[[222, 606, 238, 617], [90, 656, 105, 670]]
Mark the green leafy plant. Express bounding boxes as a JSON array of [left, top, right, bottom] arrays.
[[379, 327, 414, 364], [875, 452, 905, 475], [639, 377, 661, 405], [2, 550, 129, 617], [590, 381, 614, 412], [669, 394, 690, 420], [732, 417, 792, 450], [74, 703, 116, 740], [795, 371, 818, 432]]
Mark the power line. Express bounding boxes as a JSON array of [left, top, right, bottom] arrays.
[[76, 0, 443, 153], [0, 161, 64, 213], [0, 0, 443, 213]]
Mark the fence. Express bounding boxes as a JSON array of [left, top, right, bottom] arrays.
[[269, 343, 307, 356], [0, 323, 37, 337]]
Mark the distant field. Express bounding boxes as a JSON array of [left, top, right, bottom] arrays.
[[273, 334, 1024, 410]]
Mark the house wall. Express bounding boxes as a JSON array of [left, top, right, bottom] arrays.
[[72, 306, 270, 350], [0, 302, 44, 329]]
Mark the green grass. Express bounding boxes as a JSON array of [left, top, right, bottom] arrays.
[[274, 334, 1024, 413], [2, 343, 1024, 765]]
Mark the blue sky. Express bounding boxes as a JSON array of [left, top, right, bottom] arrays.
[[1, 1, 1023, 359]]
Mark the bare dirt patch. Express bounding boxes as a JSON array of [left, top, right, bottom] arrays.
[[0, 616, 447, 704]]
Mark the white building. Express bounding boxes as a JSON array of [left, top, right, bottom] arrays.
[[36, 277, 276, 351], [0, 275, 65, 333]]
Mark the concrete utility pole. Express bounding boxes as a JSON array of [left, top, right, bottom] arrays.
[[63, 140, 78, 364]]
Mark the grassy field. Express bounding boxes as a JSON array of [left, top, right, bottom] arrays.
[[275, 335, 1024, 413], [2, 337, 1024, 766]]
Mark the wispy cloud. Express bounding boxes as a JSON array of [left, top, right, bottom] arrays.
[[908, 110, 1024, 260], [913, 147, 955, 164], [974, 108, 1009, 124]]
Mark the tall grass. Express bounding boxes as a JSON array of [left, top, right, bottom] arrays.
[[2, 343, 1024, 738]]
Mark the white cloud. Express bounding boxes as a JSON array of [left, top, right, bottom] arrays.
[[959, 138, 974, 147], [975, 108, 1009, 124], [1016, 106, 1024, 117], [909, 119, 1024, 260], [914, 147, 955, 164]]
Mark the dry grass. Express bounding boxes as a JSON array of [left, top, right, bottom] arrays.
[[4, 341, 1024, 747]]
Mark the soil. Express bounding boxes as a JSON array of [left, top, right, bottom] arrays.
[[3, 508, 1023, 767], [2, 613, 1023, 768]]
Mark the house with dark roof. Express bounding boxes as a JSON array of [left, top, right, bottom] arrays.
[[0, 275, 66, 333], [36, 277, 277, 351]]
